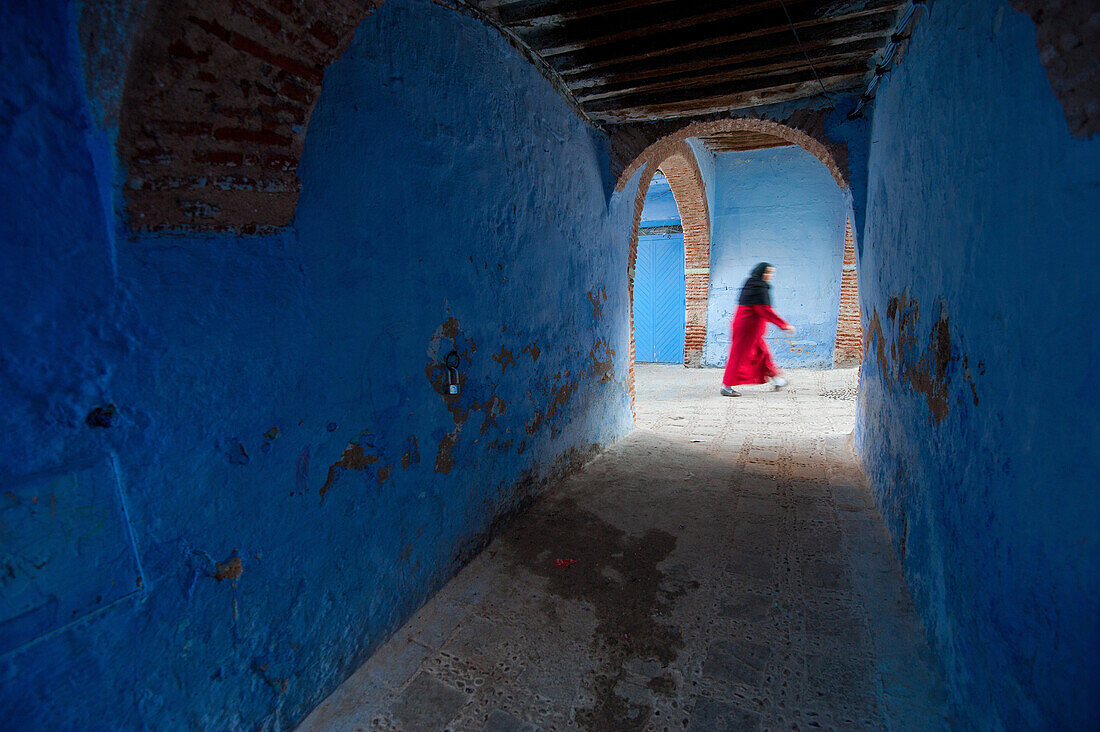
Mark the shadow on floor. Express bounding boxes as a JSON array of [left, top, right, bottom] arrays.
[[296, 366, 950, 731]]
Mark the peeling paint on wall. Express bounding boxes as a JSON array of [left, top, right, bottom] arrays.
[[213, 555, 242, 583], [492, 346, 516, 372], [435, 431, 459, 474], [525, 380, 578, 437], [587, 288, 606, 325], [0, 0, 636, 729], [588, 339, 616, 384], [425, 316, 508, 474], [319, 434, 382, 502], [864, 295, 978, 424], [400, 436, 419, 469], [856, 0, 1100, 726]]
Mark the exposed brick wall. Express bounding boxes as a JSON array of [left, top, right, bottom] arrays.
[[834, 217, 863, 366], [626, 166, 658, 417], [624, 143, 713, 414], [119, 0, 384, 233], [611, 111, 850, 192], [1010, 0, 1100, 137], [657, 143, 710, 368]]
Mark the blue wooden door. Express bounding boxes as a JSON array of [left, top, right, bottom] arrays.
[[634, 234, 686, 363]]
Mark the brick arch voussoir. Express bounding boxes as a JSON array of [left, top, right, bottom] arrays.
[[615, 117, 849, 194], [656, 143, 710, 368], [626, 164, 658, 416], [834, 217, 863, 366], [624, 140, 712, 416], [118, 0, 385, 233]]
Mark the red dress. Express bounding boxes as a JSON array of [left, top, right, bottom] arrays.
[[722, 304, 790, 386]]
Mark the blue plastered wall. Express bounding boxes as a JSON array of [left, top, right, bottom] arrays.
[[685, 138, 717, 223], [639, 172, 681, 227], [855, 0, 1100, 727], [0, 0, 636, 729], [703, 146, 847, 368]]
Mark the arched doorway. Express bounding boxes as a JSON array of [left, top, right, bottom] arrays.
[[622, 118, 860, 413], [630, 139, 712, 369], [634, 172, 687, 364]]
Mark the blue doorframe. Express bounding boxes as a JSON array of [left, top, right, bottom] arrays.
[[635, 234, 686, 363]]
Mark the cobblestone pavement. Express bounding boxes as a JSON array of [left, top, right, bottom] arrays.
[[296, 366, 950, 732]]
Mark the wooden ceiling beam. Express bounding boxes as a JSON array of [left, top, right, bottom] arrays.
[[698, 133, 793, 152], [547, 10, 900, 78], [586, 66, 867, 121], [572, 41, 880, 102], [490, 0, 678, 28], [464, 0, 913, 125], [516, 0, 807, 55], [585, 60, 869, 112], [518, 0, 902, 58], [564, 34, 886, 92], [591, 84, 858, 121]]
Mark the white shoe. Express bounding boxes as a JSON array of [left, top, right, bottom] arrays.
[[771, 376, 787, 388], [720, 386, 740, 397]]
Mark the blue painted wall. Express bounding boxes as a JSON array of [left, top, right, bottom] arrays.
[[702, 146, 847, 368], [685, 138, 717, 221], [639, 171, 680, 227], [856, 0, 1100, 727], [0, 0, 637, 729]]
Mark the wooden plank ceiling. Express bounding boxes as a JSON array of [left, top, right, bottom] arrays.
[[468, 0, 909, 125], [696, 130, 793, 153]]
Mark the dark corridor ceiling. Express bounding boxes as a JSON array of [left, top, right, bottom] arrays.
[[466, 0, 911, 124]]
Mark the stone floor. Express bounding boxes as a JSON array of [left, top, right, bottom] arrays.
[[296, 365, 951, 732]]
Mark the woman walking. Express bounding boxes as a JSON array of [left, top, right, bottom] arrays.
[[721, 262, 796, 397]]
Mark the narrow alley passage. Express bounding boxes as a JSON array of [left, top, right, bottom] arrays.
[[298, 365, 949, 731]]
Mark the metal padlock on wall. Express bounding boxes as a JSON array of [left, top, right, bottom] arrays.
[[445, 350, 460, 395]]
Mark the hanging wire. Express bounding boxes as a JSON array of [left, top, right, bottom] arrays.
[[848, 1, 928, 119], [777, 0, 837, 108]]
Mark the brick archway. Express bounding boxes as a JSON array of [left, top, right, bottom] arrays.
[[623, 117, 858, 414], [115, 0, 386, 233], [615, 116, 850, 193], [625, 140, 711, 412], [658, 143, 710, 368]]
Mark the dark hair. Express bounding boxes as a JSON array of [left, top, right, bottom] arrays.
[[750, 262, 773, 280]]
